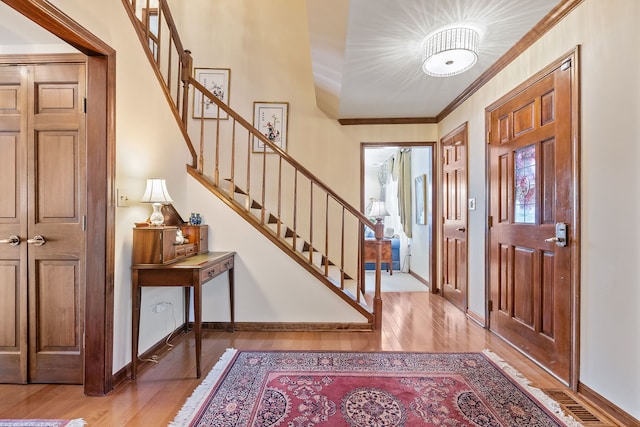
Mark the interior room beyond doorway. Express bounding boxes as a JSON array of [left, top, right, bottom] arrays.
[[361, 143, 434, 291]]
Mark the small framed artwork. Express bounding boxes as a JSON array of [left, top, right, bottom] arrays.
[[252, 102, 288, 153], [415, 174, 427, 225], [192, 67, 230, 119]]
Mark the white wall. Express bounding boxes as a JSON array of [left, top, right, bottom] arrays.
[[410, 147, 432, 283], [439, 0, 640, 418], [0, 4, 78, 54]]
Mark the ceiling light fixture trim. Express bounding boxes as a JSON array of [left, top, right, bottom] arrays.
[[422, 27, 479, 77]]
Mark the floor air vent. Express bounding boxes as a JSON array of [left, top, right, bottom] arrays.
[[543, 389, 619, 426]]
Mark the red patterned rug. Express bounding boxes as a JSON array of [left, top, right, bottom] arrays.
[[171, 350, 582, 426]]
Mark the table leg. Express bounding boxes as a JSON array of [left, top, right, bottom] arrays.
[[229, 265, 235, 332], [193, 271, 202, 379], [131, 270, 141, 380], [183, 287, 191, 334]]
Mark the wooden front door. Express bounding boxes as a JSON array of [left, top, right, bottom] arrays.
[[441, 123, 468, 311], [0, 61, 86, 384], [487, 55, 577, 384]]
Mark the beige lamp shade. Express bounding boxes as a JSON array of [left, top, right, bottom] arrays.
[[368, 200, 389, 219], [141, 178, 173, 226], [141, 178, 174, 204]]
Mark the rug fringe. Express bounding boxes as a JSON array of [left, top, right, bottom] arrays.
[[65, 419, 87, 427], [169, 348, 237, 427], [482, 349, 584, 427]]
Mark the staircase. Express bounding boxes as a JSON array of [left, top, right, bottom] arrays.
[[121, 0, 385, 329]]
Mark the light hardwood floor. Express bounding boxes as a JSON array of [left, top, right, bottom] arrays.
[[0, 291, 619, 426]]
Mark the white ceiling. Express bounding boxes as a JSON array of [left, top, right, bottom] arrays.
[[307, 0, 562, 119], [1, 0, 561, 119]]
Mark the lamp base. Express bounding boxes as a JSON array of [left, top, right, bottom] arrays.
[[149, 203, 164, 226], [374, 218, 385, 239]]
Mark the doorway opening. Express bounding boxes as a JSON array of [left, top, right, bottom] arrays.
[[361, 142, 436, 292]]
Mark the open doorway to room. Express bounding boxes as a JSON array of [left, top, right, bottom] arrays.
[[361, 143, 436, 292]]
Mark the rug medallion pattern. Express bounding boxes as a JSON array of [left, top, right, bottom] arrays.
[[183, 351, 567, 426]]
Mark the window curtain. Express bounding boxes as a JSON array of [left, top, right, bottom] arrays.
[[393, 149, 412, 238]]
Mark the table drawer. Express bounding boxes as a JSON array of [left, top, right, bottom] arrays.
[[200, 264, 220, 283], [200, 256, 234, 283], [220, 257, 234, 272], [175, 243, 198, 258]]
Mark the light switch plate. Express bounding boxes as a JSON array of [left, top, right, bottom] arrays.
[[117, 189, 130, 207], [468, 198, 476, 210]]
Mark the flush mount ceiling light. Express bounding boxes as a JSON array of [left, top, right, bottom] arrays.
[[422, 27, 479, 77]]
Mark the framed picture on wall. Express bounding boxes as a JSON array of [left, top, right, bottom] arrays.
[[415, 174, 427, 225], [192, 67, 230, 119], [252, 101, 288, 153]]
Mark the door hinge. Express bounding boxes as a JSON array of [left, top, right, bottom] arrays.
[[487, 130, 491, 143], [488, 300, 493, 312], [561, 58, 572, 71], [487, 216, 493, 228], [83, 97, 87, 113], [82, 215, 87, 231]]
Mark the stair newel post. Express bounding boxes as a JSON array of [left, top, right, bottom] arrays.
[[373, 218, 384, 330]]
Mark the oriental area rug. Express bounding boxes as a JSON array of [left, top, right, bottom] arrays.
[[170, 349, 583, 427]]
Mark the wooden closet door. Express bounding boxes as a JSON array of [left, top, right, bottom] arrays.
[[0, 66, 28, 383], [0, 62, 86, 384]]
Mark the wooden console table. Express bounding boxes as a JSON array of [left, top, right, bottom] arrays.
[[131, 251, 235, 379], [364, 239, 393, 275]]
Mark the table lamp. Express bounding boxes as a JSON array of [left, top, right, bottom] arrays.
[[368, 200, 389, 238], [141, 178, 173, 226]]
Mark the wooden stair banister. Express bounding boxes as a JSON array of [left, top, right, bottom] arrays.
[[121, 0, 384, 330]]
